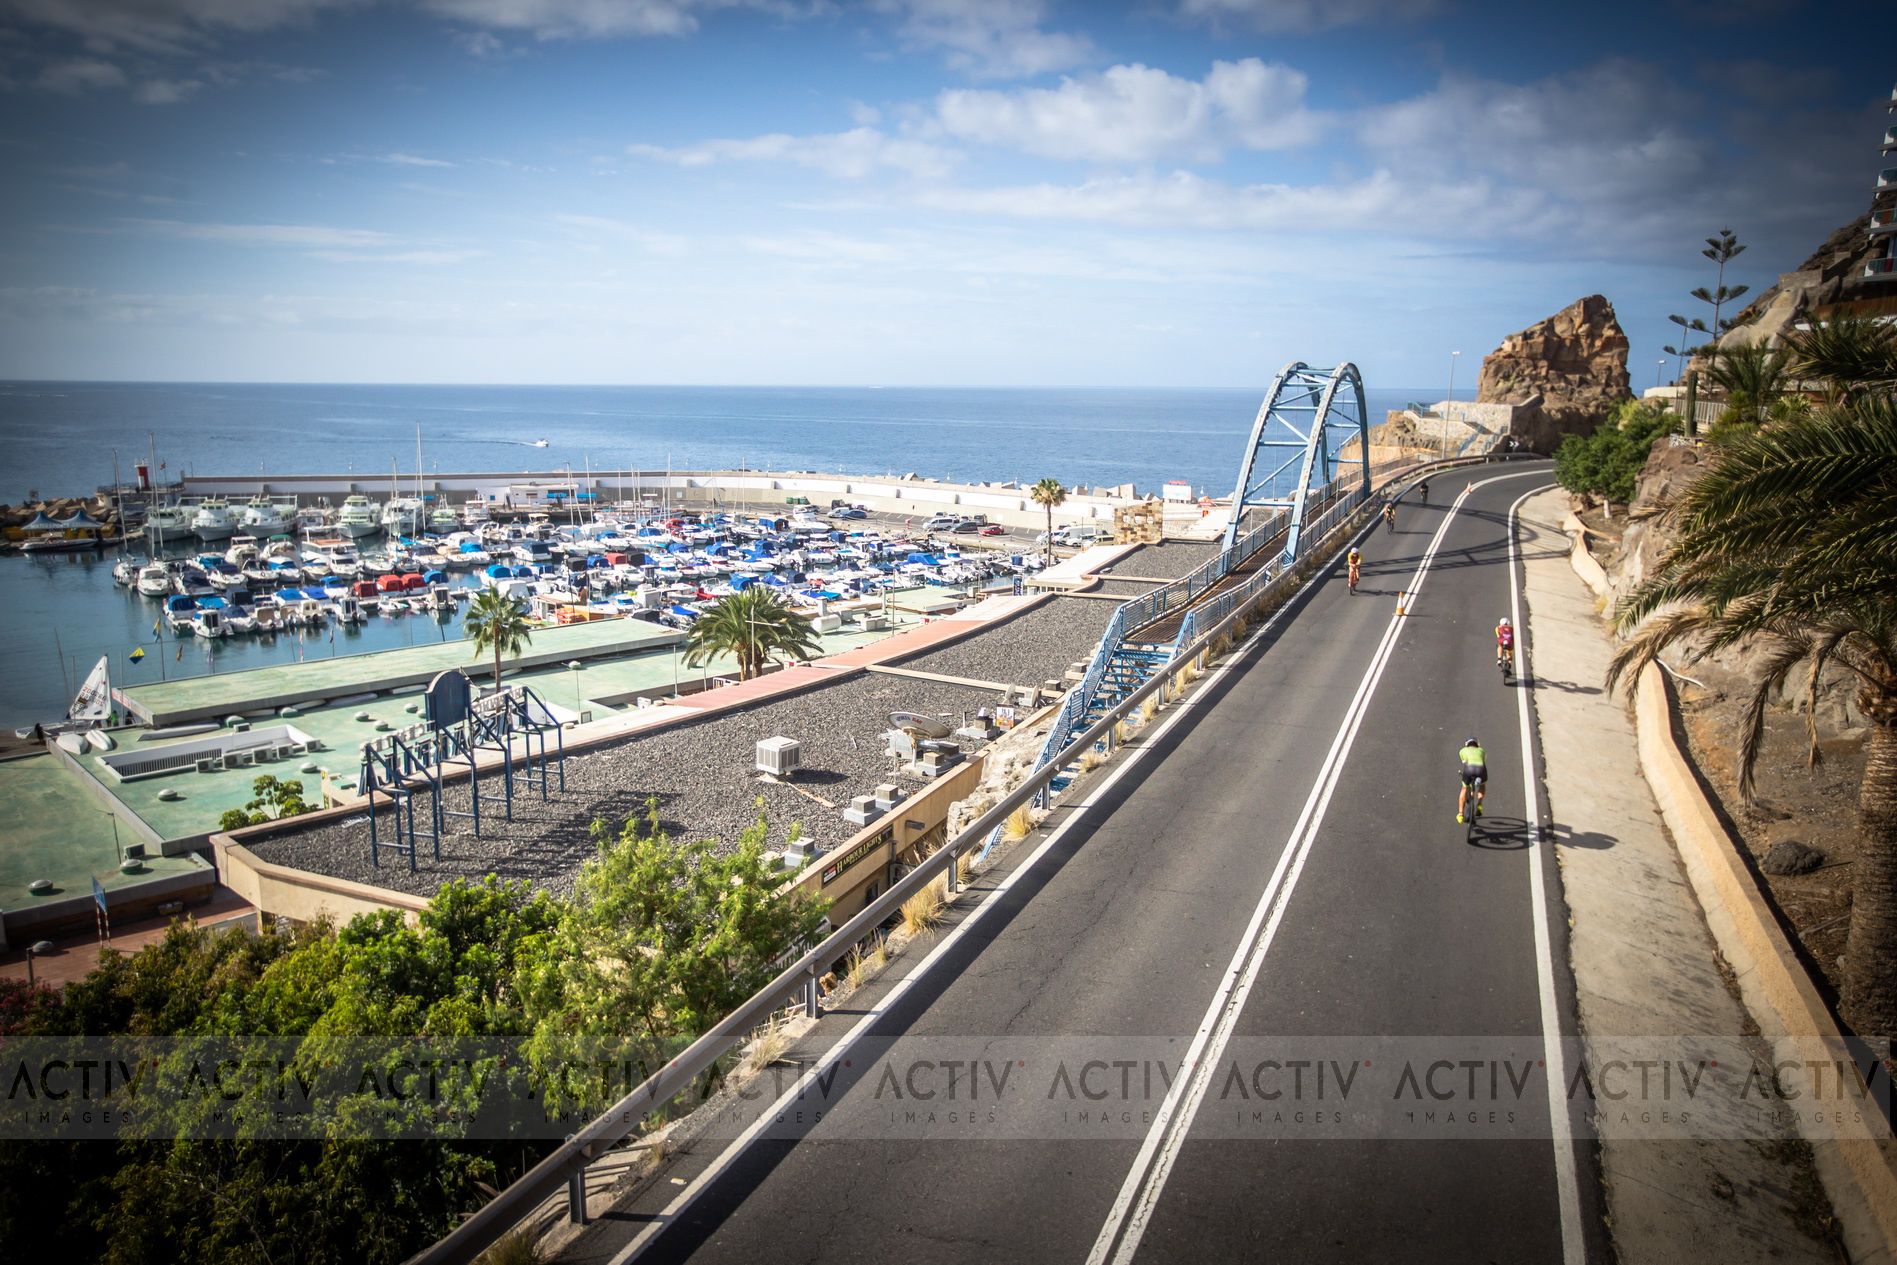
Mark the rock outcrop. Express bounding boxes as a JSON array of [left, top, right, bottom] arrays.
[[1478, 295, 1633, 452], [1708, 211, 1890, 362]]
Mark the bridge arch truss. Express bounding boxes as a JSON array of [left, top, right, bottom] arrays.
[[1222, 361, 1369, 560]]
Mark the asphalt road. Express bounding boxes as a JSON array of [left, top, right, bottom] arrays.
[[561, 463, 1606, 1265]]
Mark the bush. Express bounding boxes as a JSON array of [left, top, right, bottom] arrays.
[[1553, 399, 1679, 506]]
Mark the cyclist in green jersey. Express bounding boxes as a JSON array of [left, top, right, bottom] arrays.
[[1457, 737, 1487, 824]]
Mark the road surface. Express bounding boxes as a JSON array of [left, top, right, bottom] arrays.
[[561, 462, 1606, 1265]]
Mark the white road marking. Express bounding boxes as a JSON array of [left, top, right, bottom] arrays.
[[1087, 469, 1557, 1265], [1508, 484, 1586, 1265]]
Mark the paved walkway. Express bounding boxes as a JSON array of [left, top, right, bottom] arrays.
[[2, 886, 254, 988], [1520, 488, 1832, 1264]]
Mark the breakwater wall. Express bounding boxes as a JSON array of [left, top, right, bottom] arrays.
[[172, 469, 1149, 532]]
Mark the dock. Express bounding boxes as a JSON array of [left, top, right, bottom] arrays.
[[115, 617, 684, 727]]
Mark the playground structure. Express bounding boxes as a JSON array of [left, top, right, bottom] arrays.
[[357, 670, 568, 869]]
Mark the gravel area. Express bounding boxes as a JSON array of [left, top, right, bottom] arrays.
[[1089, 578, 1168, 598], [1098, 540, 1223, 580], [248, 673, 1000, 899], [890, 597, 1116, 685]]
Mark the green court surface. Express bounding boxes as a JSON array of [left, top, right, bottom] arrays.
[[117, 616, 686, 726], [61, 612, 922, 845], [0, 756, 209, 914]]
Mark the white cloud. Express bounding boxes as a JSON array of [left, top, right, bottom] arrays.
[[307, 248, 486, 264], [421, 0, 768, 40], [629, 127, 958, 180], [0, 0, 365, 56], [36, 58, 128, 94], [1175, 0, 1440, 34], [550, 213, 689, 254], [117, 217, 398, 248], [933, 59, 1320, 163], [133, 77, 203, 104], [876, 0, 1095, 79], [376, 151, 456, 167]]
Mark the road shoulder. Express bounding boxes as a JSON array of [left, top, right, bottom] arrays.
[[1519, 487, 1837, 1264]]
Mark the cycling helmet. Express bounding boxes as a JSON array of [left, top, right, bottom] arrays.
[[1464, 736, 1479, 747], [1499, 616, 1511, 626]]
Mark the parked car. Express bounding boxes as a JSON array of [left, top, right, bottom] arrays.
[[830, 507, 868, 520], [922, 514, 960, 531], [978, 523, 1007, 536], [948, 518, 985, 533]]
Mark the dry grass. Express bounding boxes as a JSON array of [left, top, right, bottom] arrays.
[[1003, 802, 1035, 841], [1114, 720, 1133, 745], [901, 879, 947, 935], [841, 937, 888, 993], [1078, 747, 1104, 772], [957, 851, 974, 884], [1140, 695, 1159, 723], [739, 1019, 791, 1077], [638, 1131, 672, 1180], [479, 1231, 543, 1265]]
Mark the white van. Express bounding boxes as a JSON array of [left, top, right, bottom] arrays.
[[1062, 524, 1109, 546]]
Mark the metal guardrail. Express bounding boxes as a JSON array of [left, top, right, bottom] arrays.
[[407, 448, 1542, 1265]]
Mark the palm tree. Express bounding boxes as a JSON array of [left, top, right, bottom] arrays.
[[1606, 394, 1897, 1032], [1787, 316, 1897, 405], [1030, 477, 1067, 567], [682, 586, 822, 682], [464, 588, 534, 690], [1707, 342, 1790, 425]]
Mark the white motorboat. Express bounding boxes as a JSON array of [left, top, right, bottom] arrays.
[[253, 602, 281, 634], [225, 535, 261, 568], [112, 558, 139, 586], [190, 498, 238, 542], [428, 502, 460, 533], [240, 495, 293, 536], [294, 504, 334, 535], [224, 605, 257, 634], [302, 537, 362, 579], [143, 502, 194, 545], [191, 607, 227, 637], [382, 496, 425, 537], [335, 594, 365, 624], [336, 495, 382, 538], [461, 499, 491, 526], [135, 563, 172, 597]]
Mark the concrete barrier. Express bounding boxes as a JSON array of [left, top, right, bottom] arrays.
[[1560, 510, 1609, 599], [1632, 655, 1897, 1260]]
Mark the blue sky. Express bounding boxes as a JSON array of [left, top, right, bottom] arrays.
[[0, 0, 1887, 388]]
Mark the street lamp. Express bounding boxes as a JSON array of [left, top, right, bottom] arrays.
[[566, 660, 583, 724], [1656, 359, 1666, 389], [1444, 351, 1461, 459]]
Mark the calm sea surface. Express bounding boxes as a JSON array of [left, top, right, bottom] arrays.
[[0, 381, 1419, 727]]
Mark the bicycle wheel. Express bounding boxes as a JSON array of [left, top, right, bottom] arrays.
[[1466, 780, 1481, 843]]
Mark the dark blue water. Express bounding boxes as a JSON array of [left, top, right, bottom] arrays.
[[0, 382, 1418, 726]]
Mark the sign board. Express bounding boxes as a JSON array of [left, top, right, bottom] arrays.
[[822, 826, 894, 885], [424, 669, 472, 729]]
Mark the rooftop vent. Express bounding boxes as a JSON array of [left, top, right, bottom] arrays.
[[756, 736, 803, 778]]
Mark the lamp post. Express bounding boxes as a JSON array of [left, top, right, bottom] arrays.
[[566, 660, 583, 725], [1656, 359, 1666, 389], [1443, 351, 1461, 459]]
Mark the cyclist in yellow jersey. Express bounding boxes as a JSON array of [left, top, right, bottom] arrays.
[[1346, 547, 1362, 593], [1457, 737, 1487, 824]]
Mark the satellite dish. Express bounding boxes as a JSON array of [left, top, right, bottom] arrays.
[[889, 711, 952, 739]]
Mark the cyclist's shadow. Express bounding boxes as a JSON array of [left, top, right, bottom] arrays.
[[1466, 814, 1531, 850]]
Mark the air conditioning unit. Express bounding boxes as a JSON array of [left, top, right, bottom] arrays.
[[755, 736, 802, 777], [231, 751, 254, 767], [256, 747, 279, 763], [195, 757, 221, 774]]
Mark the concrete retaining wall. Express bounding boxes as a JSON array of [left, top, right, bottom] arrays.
[[1633, 662, 1897, 1261]]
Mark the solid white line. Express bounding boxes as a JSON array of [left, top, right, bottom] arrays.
[[1088, 470, 1548, 1265], [603, 511, 1360, 1265], [1507, 483, 1586, 1265]]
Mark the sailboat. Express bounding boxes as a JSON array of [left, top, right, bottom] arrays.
[[43, 656, 116, 748]]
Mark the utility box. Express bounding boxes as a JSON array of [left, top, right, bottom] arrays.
[[842, 795, 880, 827], [756, 736, 803, 777]]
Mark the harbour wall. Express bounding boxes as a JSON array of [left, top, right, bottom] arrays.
[[172, 469, 1144, 531]]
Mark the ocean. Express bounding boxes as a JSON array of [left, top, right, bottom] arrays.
[[0, 381, 1421, 727]]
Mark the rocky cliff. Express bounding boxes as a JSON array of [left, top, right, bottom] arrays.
[[1478, 294, 1633, 451]]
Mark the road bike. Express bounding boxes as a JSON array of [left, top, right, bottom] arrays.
[[1347, 562, 1361, 594], [1497, 643, 1514, 680], [1461, 775, 1484, 843]]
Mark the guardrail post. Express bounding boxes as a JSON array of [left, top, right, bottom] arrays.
[[944, 844, 959, 895], [803, 965, 821, 1019], [568, 1169, 588, 1225]]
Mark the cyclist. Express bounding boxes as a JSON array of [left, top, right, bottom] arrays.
[[1495, 615, 1515, 672], [1346, 546, 1362, 594], [1457, 736, 1487, 824], [1382, 503, 1396, 534], [1418, 480, 1430, 504]]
